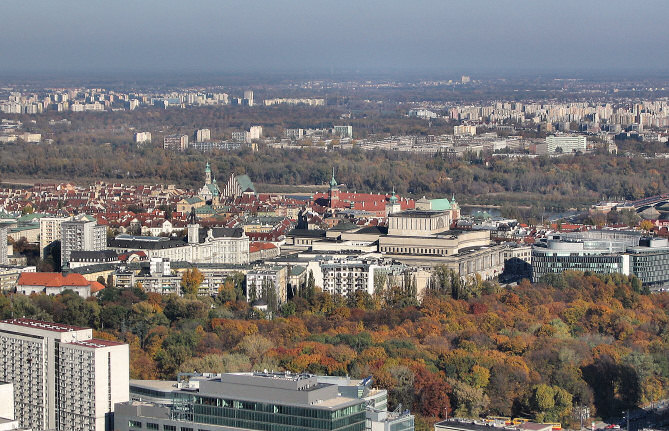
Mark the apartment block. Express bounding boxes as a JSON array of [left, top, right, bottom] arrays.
[[60, 219, 106, 267], [0, 319, 129, 431], [39, 217, 69, 259], [163, 134, 189, 151], [195, 129, 211, 142], [0, 224, 8, 265]]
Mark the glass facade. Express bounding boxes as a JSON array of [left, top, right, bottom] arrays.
[[192, 395, 366, 431], [631, 251, 669, 287], [531, 252, 624, 282], [390, 417, 414, 431]]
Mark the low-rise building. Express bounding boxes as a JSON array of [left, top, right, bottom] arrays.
[[114, 372, 367, 431]]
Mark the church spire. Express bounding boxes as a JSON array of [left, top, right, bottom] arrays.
[[329, 166, 338, 189]]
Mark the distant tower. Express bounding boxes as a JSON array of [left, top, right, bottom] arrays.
[[450, 194, 460, 220], [187, 207, 200, 244], [329, 167, 339, 208], [385, 187, 401, 215], [205, 161, 212, 185]]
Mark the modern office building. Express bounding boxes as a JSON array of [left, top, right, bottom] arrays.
[[531, 239, 626, 282], [115, 372, 367, 431], [0, 318, 129, 431], [315, 376, 413, 431], [627, 238, 669, 290], [61, 218, 106, 267], [532, 236, 669, 289], [39, 216, 69, 258]]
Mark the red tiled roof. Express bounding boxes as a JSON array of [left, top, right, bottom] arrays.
[[250, 242, 278, 253], [18, 272, 91, 287], [90, 281, 105, 293]]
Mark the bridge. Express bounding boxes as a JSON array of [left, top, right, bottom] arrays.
[[624, 193, 669, 211]]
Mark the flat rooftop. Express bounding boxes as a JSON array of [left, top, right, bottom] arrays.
[[130, 380, 180, 392], [0, 318, 87, 333], [69, 338, 126, 349]]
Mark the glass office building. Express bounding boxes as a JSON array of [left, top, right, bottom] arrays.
[[116, 372, 367, 431]]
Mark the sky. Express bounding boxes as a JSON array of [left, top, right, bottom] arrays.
[[1, 0, 668, 77]]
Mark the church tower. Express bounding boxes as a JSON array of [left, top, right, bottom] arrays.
[[450, 194, 460, 220], [328, 167, 339, 208], [385, 187, 401, 215], [205, 161, 212, 185], [187, 207, 200, 244]]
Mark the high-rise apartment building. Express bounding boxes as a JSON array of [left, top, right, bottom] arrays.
[[545, 135, 587, 153], [195, 128, 211, 142], [0, 223, 8, 265], [0, 319, 129, 431], [39, 216, 69, 258], [243, 90, 254, 107], [60, 219, 106, 267], [134, 132, 151, 144], [333, 125, 353, 138], [163, 134, 189, 151]]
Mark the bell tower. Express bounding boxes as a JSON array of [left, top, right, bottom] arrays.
[[329, 167, 339, 208]]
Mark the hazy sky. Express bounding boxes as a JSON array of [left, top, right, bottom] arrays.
[[2, 0, 668, 77]]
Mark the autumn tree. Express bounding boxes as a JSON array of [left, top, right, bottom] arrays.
[[181, 268, 205, 296]]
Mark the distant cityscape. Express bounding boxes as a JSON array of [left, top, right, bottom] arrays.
[[0, 75, 668, 431]]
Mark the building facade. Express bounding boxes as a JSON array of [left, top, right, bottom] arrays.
[[0, 224, 7, 265], [40, 216, 69, 258], [163, 134, 189, 151], [114, 372, 367, 431], [61, 219, 106, 267], [0, 318, 129, 431]]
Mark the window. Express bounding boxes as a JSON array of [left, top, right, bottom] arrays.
[[129, 420, 142, 429], [146, 424, 159, 430]]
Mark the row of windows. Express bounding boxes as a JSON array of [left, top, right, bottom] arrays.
[[195, 397, 364, 420]]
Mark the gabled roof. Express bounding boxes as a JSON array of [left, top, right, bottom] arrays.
[[18, 272, 92, 288], [236, 175, 256, 193]]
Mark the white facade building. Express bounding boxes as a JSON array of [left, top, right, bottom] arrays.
[[39, 217, 69, 258], [60, 219, 106, 267], [134, 132, 152, 144], [195, 129, 211, 142], [333, 125, 353, 138], [545, 135, 587, 153], [0, 319, 129, 431], [0, 224, 8, 265]]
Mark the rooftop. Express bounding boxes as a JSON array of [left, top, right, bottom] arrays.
[[0, 318, 87, 333], [390, 209, 448, 218], [69, 338, 126, 349]]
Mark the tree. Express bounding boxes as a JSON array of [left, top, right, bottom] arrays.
[[640, 220, 654, 232], [181, 268, 204, 296]]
